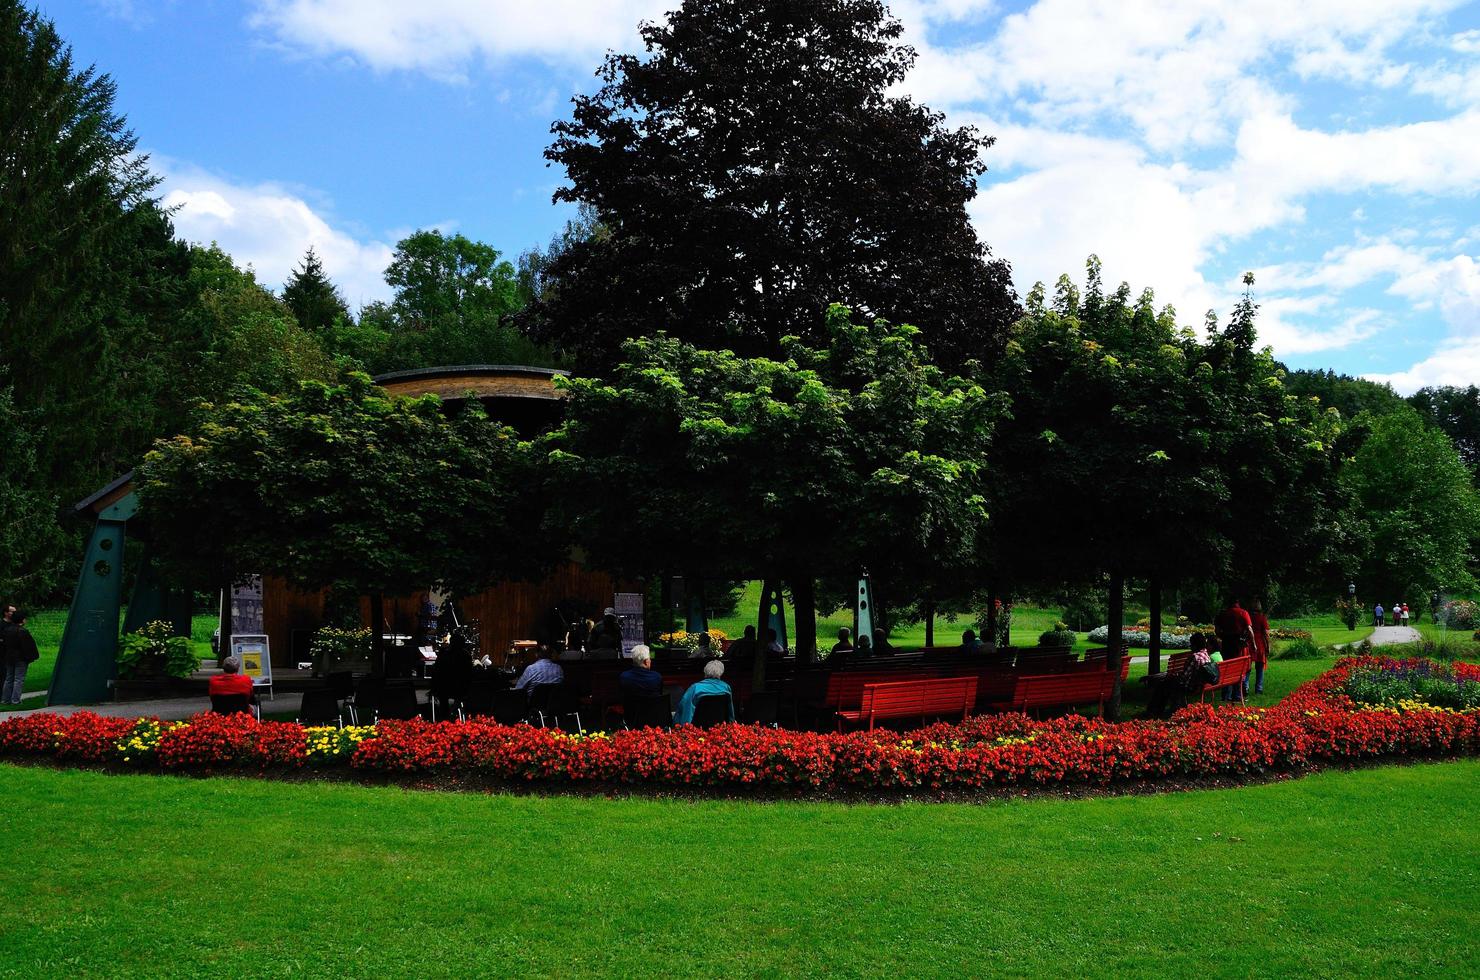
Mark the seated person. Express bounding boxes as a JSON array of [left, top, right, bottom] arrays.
[[674, 659, 736, 725], [725, 625, 759, 660], [208, 656, 256, 701], [959, 629, 982, 655], [829, 627, 854, 663], [1143, 632, 1214, 719], [872, 630, 892, 654], [855, 634, 873, 658], [514, 647, 565, 691], [765, 628, 786, 658], [689, 631, 718, 659], [620, 645, 663, 697]]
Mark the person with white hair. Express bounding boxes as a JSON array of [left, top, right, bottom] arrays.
[[673, 658, 735, 725], [619, 644, 662, 696]]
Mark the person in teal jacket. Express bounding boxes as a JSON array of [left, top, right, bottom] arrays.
[[674, 659, 735, 725]]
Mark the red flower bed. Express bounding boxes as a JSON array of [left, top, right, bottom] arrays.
[[2, 657, 1476, 795]]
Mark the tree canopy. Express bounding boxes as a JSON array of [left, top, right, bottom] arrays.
[[545, 304, 1001, 657], [519, 0, 1018, 371], [137, 375, 549, 600], [281, 247, 349, 333], [1341, 405, 1479, 602]]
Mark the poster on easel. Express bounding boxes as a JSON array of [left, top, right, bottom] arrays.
[[614, 592, 645, 658], [231, 634, 273, 698]]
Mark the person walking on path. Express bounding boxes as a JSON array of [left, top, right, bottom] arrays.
[[2, 610, 40, 705], [1374, 603, 1384, 627], [1214, 598, 1256, 703], [1247, 598, 1270, 696], [1401, 603, 1411, 627]]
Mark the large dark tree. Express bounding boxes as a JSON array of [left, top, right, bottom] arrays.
[[1409, 385, 1480, 475], [281, 246, 349, 333], [520, 0, 1018, 371]]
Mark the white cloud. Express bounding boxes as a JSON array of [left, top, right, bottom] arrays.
[[250, 0, 666, 76], [1367, 336, 1480, 393], [156, 159, 395, 307]]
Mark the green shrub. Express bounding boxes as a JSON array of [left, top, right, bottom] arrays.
[[117, 620, 200, 679], [1038, 629, 1076, 648], [1278, 636, 1325, 660]]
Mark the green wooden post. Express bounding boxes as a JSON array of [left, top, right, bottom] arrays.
[[122, 548, 192, 640], [49, 491, 137, 705], [684, 575, 708, 634]]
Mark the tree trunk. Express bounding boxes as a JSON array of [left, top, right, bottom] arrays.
[[1148, 576, 1162, 675], [792, 572, 817, 663], [985, 589, 998, 648], [1106, 570, 1125, 721], [924, 598, 935, 649], [1001, 597, 1011, 649], [752, 577, 775, 691], [370, 591, 387, 676]]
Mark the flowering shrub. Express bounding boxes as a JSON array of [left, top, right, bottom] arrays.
[[309, 627, 373, 673], [655, 629, 729, 654], [117, 620, 200, 680], [1270, 628, 1313, 641], [1087, 626, 1193, 649], [1437, 600, 1478, 630], [2, 657, 1475, 795]]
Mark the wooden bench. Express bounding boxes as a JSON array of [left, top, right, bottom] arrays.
[[1162, 653, 1251, 704], [1197, 655, 1251, 704], [836, 676, 978, 731], [984, 659, 1128, 717]]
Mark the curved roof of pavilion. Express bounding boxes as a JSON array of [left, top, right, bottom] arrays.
[[371, 364, 569, 403]]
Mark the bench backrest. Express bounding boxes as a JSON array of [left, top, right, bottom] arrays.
[[859, 677, 978, 723], [1011, 670, 1114, 709], [824, 669, 939, 708]]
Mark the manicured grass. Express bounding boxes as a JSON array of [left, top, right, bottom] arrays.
[[0, 760, 1475, 976], [3, 610, 219, 711]]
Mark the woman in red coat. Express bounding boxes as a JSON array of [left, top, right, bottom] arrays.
[[1247, 598, 1270, 696]]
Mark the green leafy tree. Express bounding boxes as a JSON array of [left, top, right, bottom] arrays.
[[137, 375, 550, 664], [185, 244, 338, 396], [1408, 385, 1480, 475], [1342, 405, 1479, 601], [326, 230, 556, 373], [546, 304, 1000, 662], [985, 262, 1346, 710], [280, 246, 350, 333], [521, 0, 1018, 371], [0, 382, 68, 602]]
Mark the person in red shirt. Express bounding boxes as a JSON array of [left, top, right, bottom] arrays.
[[208, 656, 257, 709], [1247, 598, 1270, 696], [1213, 598, 1256, 703]]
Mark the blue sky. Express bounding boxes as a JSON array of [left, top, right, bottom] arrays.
[[40, 0, 1480, 390]]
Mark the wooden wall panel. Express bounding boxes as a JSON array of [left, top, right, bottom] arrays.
[[260, 565, 632, 666]]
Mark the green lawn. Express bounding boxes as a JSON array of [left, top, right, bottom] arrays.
[[0, 760, 1474, 976], [2, 610, 218, 711]]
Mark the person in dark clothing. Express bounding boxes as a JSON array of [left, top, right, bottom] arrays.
[[1, 609, 37, 704], [587, 608, 624, 658], [619, 645, 663, 696], [725, 625, 759, 660], [829, 627, 854, 665], [1143, 632, 1215, 719], [960, 629, 982, 655]]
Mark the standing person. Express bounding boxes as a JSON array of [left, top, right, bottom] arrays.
[[1247, 599, 1270, 696], [2, 609, 39, 705], [1401, 603, 1411, 628], [586, 607, 623, 659], [1213, 597, 1255, 703], [1374, 602, 1384, 627]]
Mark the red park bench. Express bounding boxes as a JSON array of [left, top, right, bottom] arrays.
[[836, 676, 978, 731], [982, 658, 1130, 717], [1165, 652, 1252, 704]]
